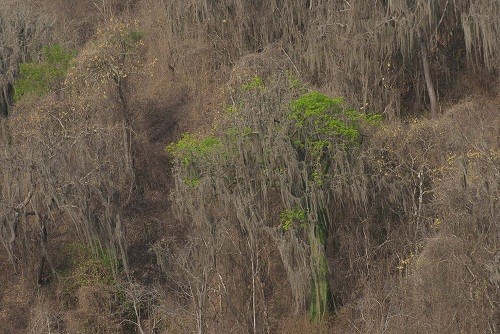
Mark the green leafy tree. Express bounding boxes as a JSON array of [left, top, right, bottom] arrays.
[[167, 74, 380, 326], [288, 91, 380, 321]]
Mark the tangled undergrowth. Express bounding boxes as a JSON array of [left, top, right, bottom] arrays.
[[0, 1, 498, 333]]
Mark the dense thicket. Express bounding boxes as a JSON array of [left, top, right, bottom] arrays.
[[0, 1, 53, 117], [152, 0, 499, 115], [165, 51, 499, 333], [0, 0, 498, 333]]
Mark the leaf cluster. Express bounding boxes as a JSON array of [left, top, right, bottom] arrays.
[[166, 133, 221, 166], [14, 44, 76, 101], [290, 91, 379, 148], [241, 76, 265, 92], [289, 91, 380, 185], [280, 207, 307, 232]]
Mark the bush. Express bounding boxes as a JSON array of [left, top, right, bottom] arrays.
[[65, 20, 144, 90], [14, 44, 76, 101], [166, 133, 220, 166]]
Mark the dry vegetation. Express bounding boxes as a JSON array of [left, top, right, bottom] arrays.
[[0, 0, 499, 333]]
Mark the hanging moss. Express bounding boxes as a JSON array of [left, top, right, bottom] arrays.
[[167, 72, 379, 324]]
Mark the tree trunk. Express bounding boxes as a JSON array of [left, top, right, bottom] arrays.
[[419, 31, 438, 117], [0, 83, 13, 118]]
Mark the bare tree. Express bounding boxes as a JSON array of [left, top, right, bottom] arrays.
[[154, 0, 498, 116], [0, 1, 53, 117], [0, 18, 143, 284], [154, 226, 225, 334]]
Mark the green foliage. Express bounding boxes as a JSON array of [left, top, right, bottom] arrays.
[[225, 126, 254, 139], [242, 75, 265, 91], [58, 242, 118, 307], [289, 91, 380, 185], [59, 242, 117, 285], [280, 207, 307, 232], [166, 133, 221, 166], [122, 29, 144, 54], [225, 105, 237, 114], [309, 207, 332, 321], [183, 177, 201, 188], [287, 71, 304, 90], [311, 170, 327, 186], [14, 44, 76, 101], [290, 91, 361, 145], [125, 29, 144, 44], [358, 111, 382, 124]]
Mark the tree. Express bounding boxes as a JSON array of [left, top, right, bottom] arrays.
[[0, 18, 144, 283], [155, 0, 499, 115], [0, 1, 53, 117], [303, 0, 499, 116], [166, 68, 379, 327]]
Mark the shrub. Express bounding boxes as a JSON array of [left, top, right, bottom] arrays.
[[66, 20, 144, 89], [166, 133, 221, 166], [14, 44, 76, 101], [242, 75, 265, 91], [166, 133, 222, 187]]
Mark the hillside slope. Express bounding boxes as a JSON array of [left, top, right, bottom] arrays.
[[0, 1, 499, 333]]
